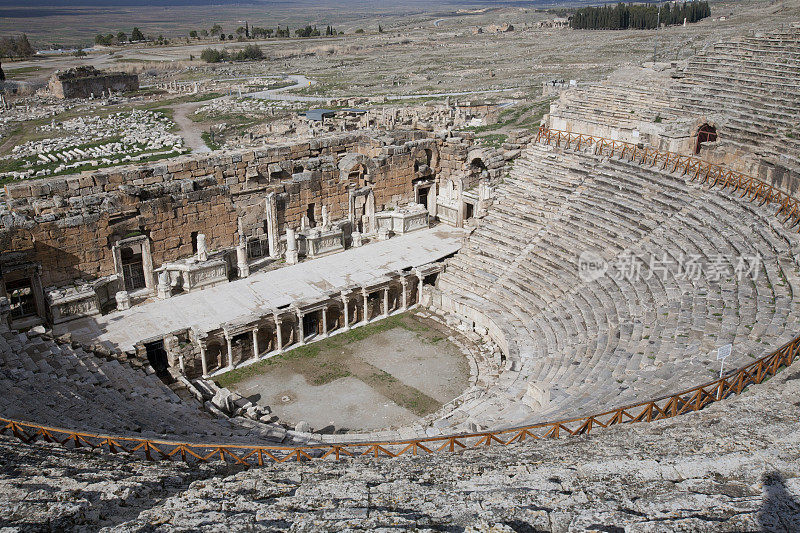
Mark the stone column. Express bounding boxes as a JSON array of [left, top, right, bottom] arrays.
[[416, 272, 425, 304], [225, 334, 234, 369], [236, 244, 250, 278], [178, 354, 186, 374], [196, 233, 208, 261], [321, 205, 330, 229], [340, 291, 350, 331], [265, 193, 280, 258], [362, 288, 370, 323], [429, 177, 439, 218], [382, 287, 390, 317], [297, 309, 305, 345], [401, 277, 409, 311], [157, 270, 171, 299], [200, 344, 208, 378], [274, 313, 284, 352], [285, 228, 299, 265], [252, 328, 259, 360], [321, 308, 328, 336]]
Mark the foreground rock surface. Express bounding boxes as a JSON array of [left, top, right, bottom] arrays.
[[1, 359, 799, 532]]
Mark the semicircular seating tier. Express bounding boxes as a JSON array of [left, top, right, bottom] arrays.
[[436, 143, 800, 431], [0, 330, 293, 445], [547, 27, 800, 186]]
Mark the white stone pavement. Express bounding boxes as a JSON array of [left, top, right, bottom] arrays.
[[58, 226, 464, 352]]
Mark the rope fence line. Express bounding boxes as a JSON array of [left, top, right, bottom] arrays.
[[534, 126, 800, 230], [2, 127, 799, 465]]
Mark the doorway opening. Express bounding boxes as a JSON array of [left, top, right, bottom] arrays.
[[144, 340, 168, 374], [695, 124, 718, 154], [464, 202, 475, 221], [303, 312, 319, 339], [5, 278, 36, 320], [306, 203, 317, 227], [121, 243, 146, 292]]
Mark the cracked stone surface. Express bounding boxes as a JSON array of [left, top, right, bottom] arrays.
[[1, 358, 798, 532]]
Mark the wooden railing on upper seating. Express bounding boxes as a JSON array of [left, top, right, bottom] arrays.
[[2, 125, 799, 465], [534, 126, 800, 230]]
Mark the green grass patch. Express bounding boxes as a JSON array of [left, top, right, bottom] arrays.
[[214, 312, 433, 388], [476, 133, 507, 148], [311, 362, 351, 385], [200, 131, 221, 151], [7, 66, 43, 76]]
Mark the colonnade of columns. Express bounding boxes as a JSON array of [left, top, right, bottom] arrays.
[[197, 269, 436, 378]]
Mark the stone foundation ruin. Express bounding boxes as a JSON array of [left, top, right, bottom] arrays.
[[48, 66, 139, 99]]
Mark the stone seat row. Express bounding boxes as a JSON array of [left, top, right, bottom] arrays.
[[436, 145, 800, 432], [0, 330, 296, 444]]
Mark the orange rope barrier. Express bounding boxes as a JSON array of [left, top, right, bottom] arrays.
[[2, 127, 798, 465]]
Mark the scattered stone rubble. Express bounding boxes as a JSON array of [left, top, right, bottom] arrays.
[[0, 109, 185, 181], [0, 357, 797, 531]]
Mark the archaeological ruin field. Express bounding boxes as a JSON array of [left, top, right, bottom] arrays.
[[1, 0, 800, 530]]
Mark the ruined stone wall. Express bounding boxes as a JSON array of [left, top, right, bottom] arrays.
[[1, 131, 454, 288], [49, 73, 139, 99]]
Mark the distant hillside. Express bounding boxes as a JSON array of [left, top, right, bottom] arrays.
[[0, 0, 268, 6]]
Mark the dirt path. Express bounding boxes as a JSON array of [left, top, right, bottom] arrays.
[[171, 99, 218, 153]]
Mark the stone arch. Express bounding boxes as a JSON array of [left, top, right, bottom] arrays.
[[467, 149, 488, 175], [695, 123, 718, 154], [338, 153, 376, 184], [411, 144, 439, 171]]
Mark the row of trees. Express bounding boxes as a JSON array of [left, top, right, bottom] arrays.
[[570, 1, 711, 30], [0, 34, 34, 58], [190, 23, 342, 41], [200, 45, 264, 63], [94, 27, 147, 45]]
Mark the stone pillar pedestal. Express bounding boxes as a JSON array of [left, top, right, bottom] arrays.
[[285, 228, 299, 265], [341, 292, 350, 331], [377, 227, 391, 241], [252, 328, 260, 360], [297, 310, 305, 345], [265, 193, 280, 259], [225, 335, 234, 369], [156, 271, 171, 300], [351, 231, 363, 248], [236, 244, 250, 278], [115, 291, 131, 311], [200, 344, 208, 378], [274, 315, 284, 353], [196, 233, 208, 262]]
